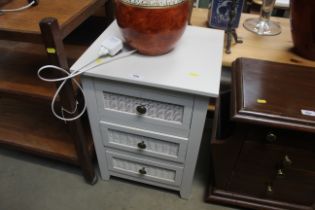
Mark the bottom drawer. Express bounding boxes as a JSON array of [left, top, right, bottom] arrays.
[[105, 150, 183, 186], [271, 169, 315, 206], [228, 141, 282, 197], [230, 141, 315, 206], [229, 169, 315, 206], [229, 172, 270, 198]]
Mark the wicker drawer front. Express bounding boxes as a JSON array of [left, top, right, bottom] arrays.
[[105, 150, 183, 186], [103, 92, 184, 123], [94, 80, 193, 137], [100, 121, 188, 162]]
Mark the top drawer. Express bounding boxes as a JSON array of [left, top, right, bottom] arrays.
[[246, 126, 315, 152], [245, 125, 315, 173], [94, 79, 194, 137]]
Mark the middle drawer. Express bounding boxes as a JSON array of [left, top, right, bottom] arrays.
[[100, 121, 188, 163]]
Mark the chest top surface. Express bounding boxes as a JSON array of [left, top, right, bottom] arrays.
[[71, 21, 224, 97], [232, 58, 315, 133]]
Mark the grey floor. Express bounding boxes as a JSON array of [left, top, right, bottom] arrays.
[[0, 120, 236, 210]]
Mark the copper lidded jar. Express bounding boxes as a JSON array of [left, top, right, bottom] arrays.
[[115, 0, 190, 56]]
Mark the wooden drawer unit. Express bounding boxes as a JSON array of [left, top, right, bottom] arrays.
[[208, 59, 315, 210], [105, 150, 184, 187], [82, 76, 210, 199], [94, 79, 194, 138], [75, 23, 223, 199], [100, 121, 188, 162]]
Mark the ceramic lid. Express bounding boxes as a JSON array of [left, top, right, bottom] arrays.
[[120, 0, 185, 7]]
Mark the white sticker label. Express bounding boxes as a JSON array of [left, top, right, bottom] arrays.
[[301, 109, 315, 117], [130, 74, 143, 80]]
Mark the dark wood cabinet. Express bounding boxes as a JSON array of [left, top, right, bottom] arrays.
[[207, 58, 315, 210], [0, 0, 114, 184]]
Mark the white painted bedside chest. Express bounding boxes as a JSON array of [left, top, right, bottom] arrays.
[[71, 21, 224, 199]]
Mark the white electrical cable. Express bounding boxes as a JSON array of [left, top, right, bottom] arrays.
[[0, 1, 35, 13], [38, 48, 137, 122]]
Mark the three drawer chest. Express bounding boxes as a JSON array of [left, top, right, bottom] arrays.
[[71, 22, 224, 198], [208, 58, 315, 209]]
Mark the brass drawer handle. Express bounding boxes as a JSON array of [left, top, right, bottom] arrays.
[[266, 132, 277, 143], [283, 154, 292, 166], [139, 167, 147, 175], [136, 105, 147, 115], [266, 184, 273, 194], [276, 168, 285, 177], [137, 141, 146, 149]]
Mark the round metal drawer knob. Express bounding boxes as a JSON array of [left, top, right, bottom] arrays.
[[136, 105, 147, 115], [266, 184, 273, 194], [139, 167, 147, 175], [266, 132, 277, 143], [137, 141, 146, 149], [277, 168, 285, 177], [283, 155, 293, 166]]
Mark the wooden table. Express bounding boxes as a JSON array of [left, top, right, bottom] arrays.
[[190, 8, 315, 68], [0, 0, 111, 184]]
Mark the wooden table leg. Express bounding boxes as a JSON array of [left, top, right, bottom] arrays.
[[39, 17, 97, 184]]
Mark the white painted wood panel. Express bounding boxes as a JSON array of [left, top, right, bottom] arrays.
[[94, 79, 194, 137], [100, 121, 188, 162], [71, 22, 224, 97], [76, 24, 223, 199], [106, 149, 184, 186]]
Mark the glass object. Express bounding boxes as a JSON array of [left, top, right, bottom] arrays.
[[243, 0, 281, 35]]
